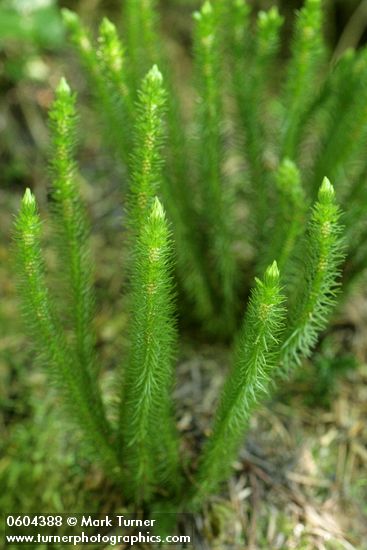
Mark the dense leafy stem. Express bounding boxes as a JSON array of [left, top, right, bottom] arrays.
[[122, 199, 180, 503], [14, 190, 120, 477], [280, 178, 345, 374], [192, 262, 285, 504]]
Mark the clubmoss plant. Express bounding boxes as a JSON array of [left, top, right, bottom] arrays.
[[193, 261, 286, 504], [281, 0, 325, 159], [126, 64, 167, 234], [49, 78, 97, 379], [122, 198, 180, 504], [280, 178, 344, 375], [192, 1, 239, 332], [259, 158, 305, 276], [14, 0, 357, 513], [14, 188, 119, 477]]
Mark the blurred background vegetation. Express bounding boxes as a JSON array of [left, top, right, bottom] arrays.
[[2, 0, 367, 192], [1, 1, 367, 548]]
